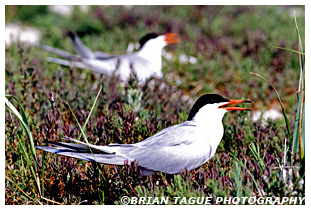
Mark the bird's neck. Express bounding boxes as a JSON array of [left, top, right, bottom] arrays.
[[190, 106, 226, 151], [191, 116, 225, 158], [191, 114, 224, 133], [136, 44, 164, 63], [190, 105, 226, 126]]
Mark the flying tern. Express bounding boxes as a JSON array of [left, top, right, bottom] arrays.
[[36, 94, 252, 176], [38, 32, 179, 82]]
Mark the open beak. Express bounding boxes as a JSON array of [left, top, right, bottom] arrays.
[[165, 33, 179, 44], [218, 99, 252, 111]]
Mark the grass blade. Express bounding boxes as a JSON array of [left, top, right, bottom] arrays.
[[78, 86, 102, 141], [292, 13, 305, 159], [5, 175, 34, 201], [5, 95, 29, 128], [5, 95, 38, 172], [65, 87, 104, 180], [250, 72, 292, 141], [294, 11, 304, 68], [5, 96, 42, 198], [273, 46, 305, 55], [18, 136, 41, 196], [66, 102, 90, 147], [41, 143, 45, 197], [232, 161, 242, 198]]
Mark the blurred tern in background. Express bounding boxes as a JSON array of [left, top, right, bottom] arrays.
[[37, 94, 252, 176], [38, 32, 179, 82]]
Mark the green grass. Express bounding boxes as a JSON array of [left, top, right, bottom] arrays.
[[5, 5, 305, 204]]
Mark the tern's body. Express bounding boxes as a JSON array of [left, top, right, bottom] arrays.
[[37, 94, 251, 176], [38, 32, 179, 82]]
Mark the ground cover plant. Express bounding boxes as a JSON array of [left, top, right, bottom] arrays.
[[5, 5, 304, 204]]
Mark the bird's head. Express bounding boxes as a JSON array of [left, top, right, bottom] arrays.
[[139, 32, 179, 49], [187, 94, 252, 123]]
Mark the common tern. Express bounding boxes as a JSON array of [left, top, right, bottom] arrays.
[[38, 32, 179, 82], [36, 94, 252, 176]]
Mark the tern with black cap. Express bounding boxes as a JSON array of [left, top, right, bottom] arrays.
[[38, 32, 179, 82], [36, 94, 252, 176]]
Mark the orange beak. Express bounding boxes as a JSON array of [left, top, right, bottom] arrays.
[[165, 33, 179, 44], [218, 99, 252, 111]]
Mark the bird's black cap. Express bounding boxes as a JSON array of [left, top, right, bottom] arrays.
[[139, 33, 159, 48], [187, 94, 229, 121], [67, 31, 76, 41]]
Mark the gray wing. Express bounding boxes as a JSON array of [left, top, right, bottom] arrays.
[[124, 122, 211, 174], [68, 32, 95, 59], [36, 140, 130, 165], [46, 57, 118, 76], [36, 44, 77, 60], [93, 51, 113, 60], [68, 32, 112, 59]]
